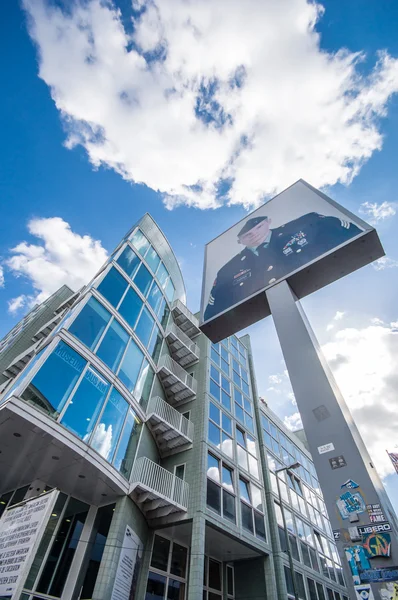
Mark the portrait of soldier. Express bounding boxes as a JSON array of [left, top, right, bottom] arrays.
[[204, 211, 361, 321]]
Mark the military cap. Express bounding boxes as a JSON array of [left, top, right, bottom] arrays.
[[238, 216, 268, 237]]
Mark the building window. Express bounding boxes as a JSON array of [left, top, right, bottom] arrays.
[[146, 534, 188, 600], [175, 464, 186, 480], [35, 497, 90, 598], [234, 389, 254, 432], [117, 244, 141, 279], [206, 453, 236, 523], [203, 556, 228, 600], [68, 296, 111, 351], [97, 266, 128, 308], [236, 427, 259, 478], [239, 476, 266, 540], [208, 402, 233, 458], [307, 577, 318, 600]]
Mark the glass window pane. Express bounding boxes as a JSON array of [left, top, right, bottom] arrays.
[[90, 387, 128, 461], [165, 278, 175, 302], [210, 365, 220, 383], [227, 566, 233, 596], [21, 341, 86, 417], [146, 246, 161, 274], [221, 359, 229, 375], [148, 325, 163, 363], [145, 571, 166, 600], [208, 421, 220, 447], [221, 376, 230, 393], [251, 484, 263, 511], [223, 490, 236, 523], [135, 360, 155, 409], [233, 371, 240, 387], [242, 381, 249, 395], [151, 535, 170, 571], [211, 347, 220, 365], [147, 281, 163, 314], [221, 390, 231, 411], [169, 542, 187, 578], [96, 319, 129, 372], [133, 263, 152, 297], [37, 498, 89, 597], [209, 402, 220, 424], [61, 367, 110, 441], [317, 583, 326, 600], [130, 229, 150, 256], [239, 478, 250, 503], [234, 389, 243, 406], [222, 466, 234, 492], [97, 267, 127, 308], [284, 567, 294, 597], [254, 511, 266, 540], [118, 287, 143, 330], [207, 454, 220, 482], [167, 579, 185, 600], [222, 413, 232, 435], [248, 454, 259, 478], [207, 479, 221, 514], [241, 502, 254, 534], [135, 308, 154, 347], [221, 433, 233, 458], [208, 559, 222, 591], [158, 298, 170, 328], [237, 446, 248, 471], [295, 572, 306, 600], [245, 415, 254, 433], [210, 380, 220, 402], [117, 245, 140, 278], [246, 434, 257, 456], [113, 409, 141, 478], [307, 578, 318, 600], [236, 427, 245, 447], [118, 339, 144, 392], [235, 403, 244, 423], [68, 297, 110, 351], [157, 262, 169, 288]]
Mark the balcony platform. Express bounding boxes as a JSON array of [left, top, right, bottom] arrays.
[[171, 299, 200, 339], [130, 457, 189, 520], [157, 355, 197, 406], [147, 396, 193, 455], [165, 322, 200, 368], [2, 341, 40, 379]]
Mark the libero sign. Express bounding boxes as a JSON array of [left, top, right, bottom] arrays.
[[200, 179, 384, 341]]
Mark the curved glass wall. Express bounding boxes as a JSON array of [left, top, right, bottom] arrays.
[[3, 225, 183, 481], [19, 339, 142, 479]]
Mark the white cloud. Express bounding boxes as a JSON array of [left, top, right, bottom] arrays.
[[267, 386, 282, 395], [269, 374, 282, 385], [284, 412, 303, 431], [372, 256, 398, 270], [8, 295, 27, 315], [359, 201, 396, 223], [322, 320, 398, 477], [0, 266, 4, 288], [288, 392, 297, 406], [326, 310, 345, 331], [5, 217, 108, 313], [371, 317, 384, 325], [23, 0, 398, 210]]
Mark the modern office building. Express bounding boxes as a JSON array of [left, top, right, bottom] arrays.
[[0, 215, 350, 600]]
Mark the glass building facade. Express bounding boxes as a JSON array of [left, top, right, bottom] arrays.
[[0, 214, 349, 600]]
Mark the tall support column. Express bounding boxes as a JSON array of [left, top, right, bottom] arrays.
[[187, 514, 206, 600], [266, 280, 398, 599]]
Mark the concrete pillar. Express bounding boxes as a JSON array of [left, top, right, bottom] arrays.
[[266, 280, 398, 599], [187, 514, 206, 600]]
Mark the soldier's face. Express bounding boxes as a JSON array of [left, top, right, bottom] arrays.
[[238, 219, 271, 248]]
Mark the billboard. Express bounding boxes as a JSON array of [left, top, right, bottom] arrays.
[[200, 179, 384, 341]]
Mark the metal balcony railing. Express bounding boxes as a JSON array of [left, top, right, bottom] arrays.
[[157, 355, 197, 404], [165, 322, 200, 367], [171, 299, 200, 338], [130, 457, 189, 517], [147, 396, 194, 452]]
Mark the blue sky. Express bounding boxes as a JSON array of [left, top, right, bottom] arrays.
[[2, 0, 398, 507]]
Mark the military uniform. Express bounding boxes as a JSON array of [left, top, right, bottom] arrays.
[[204, 212, 361, 320]]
